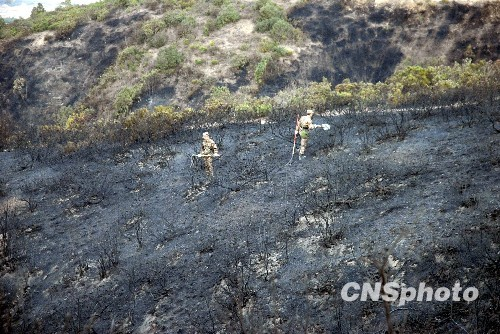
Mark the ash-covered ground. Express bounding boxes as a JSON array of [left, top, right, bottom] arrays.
[[1, 103, 499, 333]]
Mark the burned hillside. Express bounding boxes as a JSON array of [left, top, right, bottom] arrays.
[[0, 0, 499, 333], [1, 100, 499, 332]]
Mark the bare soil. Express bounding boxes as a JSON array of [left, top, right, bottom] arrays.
[[1, 1, 498, 119]]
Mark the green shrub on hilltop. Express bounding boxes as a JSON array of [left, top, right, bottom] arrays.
[[235, 96, 273, 119], [384, 59, 498, 105], [142, 18, 167, 39], [113, 0, 141, 8], [254, 56, 271, 86], [255, 0, 285, 31], [204, 1, 241, 34], [217, 3, 240, 27], [114, 84, 144, 114], [333, 78, 358, 106], [247, 38, 294, 87], [0, 0, 112, 40], [122, 105, 193, 142], [117, 46, 144, 71], [259, 38, 292, 57], [163, 9, 196, 37], [155, 46, 185, 72], [254, 0, 300, 41], [203, 86, 233, 114], [58, 104, 96, 130], [274, 78, 335, 112], [160, 0, 196, 10]]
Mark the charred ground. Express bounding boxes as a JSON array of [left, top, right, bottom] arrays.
[[1, 100, 499, 333], [1, 0, 499, 333]]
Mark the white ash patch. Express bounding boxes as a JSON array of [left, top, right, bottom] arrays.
[[249, 251, 282, 279]]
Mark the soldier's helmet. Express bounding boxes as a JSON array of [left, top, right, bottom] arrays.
[[306, 109, 314, 115], [203, 132, 209, 137]]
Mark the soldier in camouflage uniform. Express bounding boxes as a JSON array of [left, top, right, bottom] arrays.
[[295, 109, 319, 160], [200, 132, 219, 177]]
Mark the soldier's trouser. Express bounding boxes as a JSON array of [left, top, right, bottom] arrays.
[[299, 129, 309, 155], [203, 156, 213, 176], [299, 137, 308, 155]]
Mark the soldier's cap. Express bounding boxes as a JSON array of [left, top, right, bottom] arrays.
[[202, 132, 209, 137], [306, 109, 314, 115]]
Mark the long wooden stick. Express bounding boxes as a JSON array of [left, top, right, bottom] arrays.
[[287, 114, 300, 165]]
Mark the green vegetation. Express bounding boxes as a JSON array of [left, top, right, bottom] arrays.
[[254, 0, 300, 41], [204, 1, 241, 35], [215, 3, 240, 27], [116, 46, 144, 71], [114, 84, 144, 114], [158, 0, 196, 10], [123, 105, 193, 142], [5, 57, 497, 152], [254, 56, 271, 86], [252, 38, 292, 86], [203, 86, 233, 114], [2, 0, 499, 154], [163, 9, 196, 37], [234, 96, 273, 119], [142, 19, 167, 40], [259, 38, 292, 56], [0, 0, 112, 40], [155, 46, 185, 72]]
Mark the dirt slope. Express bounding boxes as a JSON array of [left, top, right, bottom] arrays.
[[282, 1, 499, 85], [0, 1, 499, 120]]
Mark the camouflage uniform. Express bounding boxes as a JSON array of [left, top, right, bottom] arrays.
[[201, 132, 219, 177], [296, 110, 318, 157]]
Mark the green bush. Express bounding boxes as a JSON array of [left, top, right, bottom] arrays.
[[259, 38, 292, 57], [113, 0, 141, 8], [275, 78, 336, 111], [234, 97, 272, 119], [254, 56, 271, 86], [148, 34, 168, 48], [142, 18, 166, 39], [230, 54, 250, 71], [1, 1, 113, 40], [203, 86, 233, 114], [215, 4, 240, 28], [161, 0, 196, 10], [164, 10, 187, 26], [333, 78, 358, 106], [30, 3, 46, 18], [114, 84, 143, 114], [382, 59, 497, 105], [254, 1, 299, 41], [204, 2, 240, 34], [116, 46, 144, 71], [122, 105, 193, 142], [163, 9, 196, 36], [155, 46, 184, 72], [269, 19, 298, 41], [177, 16, 196, 37], [255, 0, 285, 32]]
